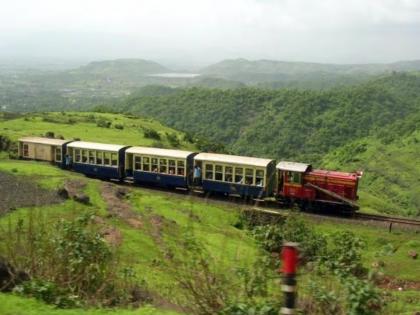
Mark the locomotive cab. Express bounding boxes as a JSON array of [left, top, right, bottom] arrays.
[[276, 161, 312, 201]]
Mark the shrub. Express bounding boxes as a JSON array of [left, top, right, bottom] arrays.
[[251, 215, 327, 263], [96, 119, 111, 128], [143, 128, 161, 140], [0, 135, 12, 151], [0, 212, 140, 307], [114, 123, 124, 130], [321, 231, 366, 276], [166, 132, 180, 147], [344, 275, 383, 315]]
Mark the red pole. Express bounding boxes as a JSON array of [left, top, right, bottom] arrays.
[[280, 242, 299, 315]]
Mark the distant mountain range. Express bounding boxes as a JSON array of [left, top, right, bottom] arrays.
[[1, 57, 420, 112]]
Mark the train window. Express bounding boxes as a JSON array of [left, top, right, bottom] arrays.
[[224, 166, 233, 182], [215, 165, 223, 181], [75, 149, 81, 162], [96, 151, 103, 165], [168, 159, 176, 175], [134, 156, 141, 170], [143, 157, 150, 171], [151, 158, 158, 172], [256, 170, 264, 186], [103, 152, 111, 165], [235, 167, 244, 184], [245, 168, 254, 185], [159, 159, 167, 173], [289, 172, 301, 184], [177, 160, 185, 176], [111, 153, 118, 166], [55, 147, 62, 162], [82, 150, 88, 163], [23, 144, 29, 157], [205, 164, 214, 180], [88, 151, 95, 164]]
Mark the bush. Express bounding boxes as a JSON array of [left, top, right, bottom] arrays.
[[0, 135, 12, 151], [96, 119, 111, 128], [166, 132, 180, 147], [0, 212, 140, 307], [14, 280, 80, 308], [143, 128, 161, 140], [321, 231, 366, 276], [114, 123, 124, 130], [251, 215, 327, 263], [45, 131, 55, 138]]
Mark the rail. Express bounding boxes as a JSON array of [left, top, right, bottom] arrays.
[[355, 213, 420, 227]]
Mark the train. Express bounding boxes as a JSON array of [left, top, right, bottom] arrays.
[[17, 136, 362, 212]]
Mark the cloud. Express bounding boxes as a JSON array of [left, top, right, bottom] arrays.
[[0, 0, 419, 64]]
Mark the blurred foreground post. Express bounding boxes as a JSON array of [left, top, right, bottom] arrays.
[[280, 242, 299, 315]]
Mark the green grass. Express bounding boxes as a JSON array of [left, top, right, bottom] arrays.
[[0, 112, 196, 150], [0, 159, 257, 314], [0, 294, 179, 315], [322, 130, 420, 217]]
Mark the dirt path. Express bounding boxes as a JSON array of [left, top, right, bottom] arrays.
[[0, 171, 63, 214]]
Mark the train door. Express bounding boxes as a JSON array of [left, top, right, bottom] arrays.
[[278, 170, 284, 195]]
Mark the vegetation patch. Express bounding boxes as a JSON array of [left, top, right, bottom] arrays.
[[0, 171, 64, 214]]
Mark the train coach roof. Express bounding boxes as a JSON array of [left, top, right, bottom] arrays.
[[19, 137, 70, 146], [67, 141, 127, 152], [276, 161, 311, 172], [126, 146, 196, 159], [195, 153, 273, 167]]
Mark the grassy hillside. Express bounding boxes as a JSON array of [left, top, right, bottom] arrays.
[[322, 129, 420, 217], [0, 159, 418, 314], [0, 113, 419, 313], [0, 112, 195, 150], [117, 73, 420, 217]]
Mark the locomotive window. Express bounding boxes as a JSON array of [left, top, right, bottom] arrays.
[[289, 172, 301, 184], [23, 144, 29, 157], [88, 150, 95, 164], [256, 170, 264, 186], [159, 159, 167, 173], [235, 167, 244, 184], [111, 153, 118, 166], [134, 156, 141, 170], [168, 159, 176, 175], [75, 149, 81, 162], [82, 150, 88, 163], [205, 164, 214, 180], [245, 168, 254, 185], [103, 152, 111, 165], [143, 157, 150, 171], [215, 165, 223, 181], [151, 158, 158, 172], [177, 160, 185, 176], [55, 147, 62, 162], [224, 166, 233, 182], [96, 151, 103, 165]]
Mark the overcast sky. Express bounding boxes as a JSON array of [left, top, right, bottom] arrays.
[[0, 0, 419, 68]]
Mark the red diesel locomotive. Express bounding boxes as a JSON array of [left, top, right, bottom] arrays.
[[276, 162, 362, 211]]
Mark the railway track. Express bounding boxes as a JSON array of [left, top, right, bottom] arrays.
[[120, 178, 420, 228], [354, 212, 420, 227]]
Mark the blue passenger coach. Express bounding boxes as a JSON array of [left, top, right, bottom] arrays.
[[194, 153, 276, 198], [67, 141, 130, 179], [125, 147, 197, 188]]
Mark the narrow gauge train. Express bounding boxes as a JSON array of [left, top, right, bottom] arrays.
[[17, 137, 362, 212]]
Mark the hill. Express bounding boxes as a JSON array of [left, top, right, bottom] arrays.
[[201, 59, 420, 85], [0, 113, 419, 314], [0, 112, 196, 150], [118, 73, 420, 217]]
